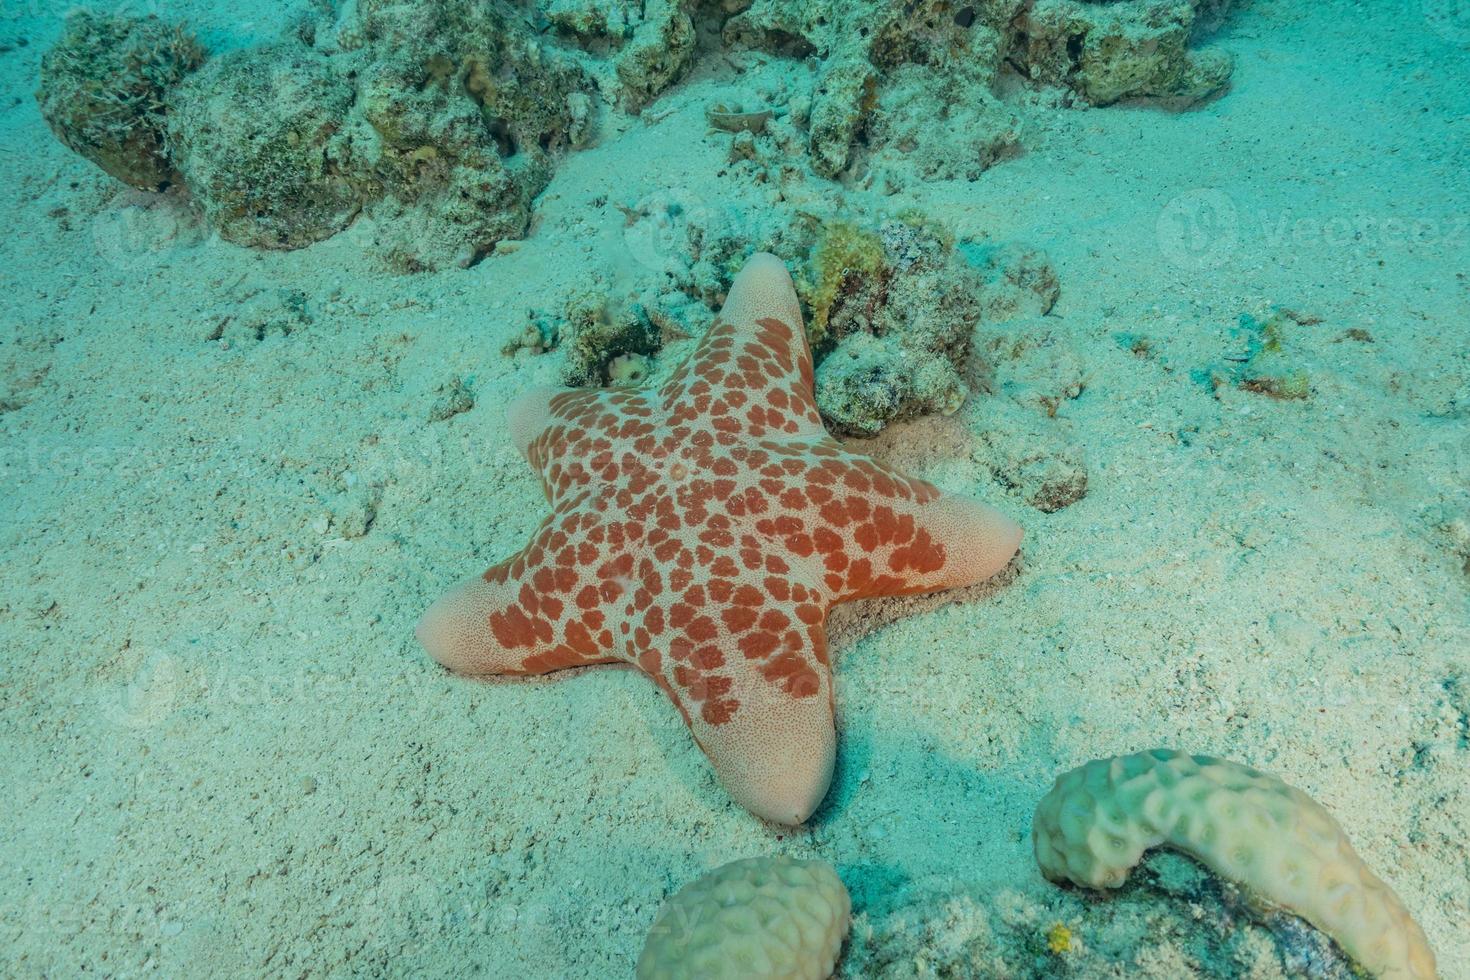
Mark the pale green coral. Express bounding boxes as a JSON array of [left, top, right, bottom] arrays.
[[720, 0, 1230, 176], [343, 0, 591, 267], [1034, 750, 1438, 980], [722, 0, 1021, 176], [638, 857, 850, 980], [568, 206, 1045, 437], [42, 0, 591, 265]]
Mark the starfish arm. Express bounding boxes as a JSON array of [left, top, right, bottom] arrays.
[[687, 649, 836, 826], [626, 566, 838, 824], [884, 485, 1023, 594], [505, 384, 568, 458], [659, 253, 828, 441], [747, 441, 1023, 604], [417, 498, 634, 676], [511, 386, 664, 507]]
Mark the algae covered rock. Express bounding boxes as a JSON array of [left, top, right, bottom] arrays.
[[38, 0, 592, 264], [975, 323, 1090, 512], [865, 65, 1021, 185], [1016, 0, 1233, 105], [806, 56, 879, 179], [723, 0, 1019, 177], [613, 0, 697, 109], [167, 40, 373, 250], [722, 0, 1230, 175], [558, 287, 658, 386], [37, 11, 205, 190], [801, 217, 985, 437], [553, 206, 1055, 439], [637, 856, 851, 980], [347, 0, 591, 267], [542, 0, 696, 109]]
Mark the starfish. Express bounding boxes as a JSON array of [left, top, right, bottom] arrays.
[[418, 253, 1022, 823]]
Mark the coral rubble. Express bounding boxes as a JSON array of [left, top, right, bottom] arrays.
[[843, 854, 1377, 979], [39, 0, 1235, 263], [534, 206, 1060, 439], [802, 217, 986, 437]]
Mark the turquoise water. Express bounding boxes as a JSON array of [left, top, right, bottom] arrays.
[[2, 0, 1467, 976]]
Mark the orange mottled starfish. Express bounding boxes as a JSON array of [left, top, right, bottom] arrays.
[[417, 253, 1022, 823]]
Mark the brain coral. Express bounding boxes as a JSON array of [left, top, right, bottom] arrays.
[[637, 856, 851, 980], [1033, 749, 1438, 980]]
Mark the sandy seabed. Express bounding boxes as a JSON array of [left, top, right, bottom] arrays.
[[1, 0, 1467, 976]]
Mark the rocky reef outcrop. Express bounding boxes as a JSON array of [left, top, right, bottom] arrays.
[[39, 0, 1233, 267], [37, 12, 205, 191]]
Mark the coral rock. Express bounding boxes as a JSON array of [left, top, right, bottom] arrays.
[[1033, 749, 1438, 980], [167, 41, 372, 249], [1016, 0, 1233, 106], [637, 856, 851, 980], [37, 12, 205, 191]]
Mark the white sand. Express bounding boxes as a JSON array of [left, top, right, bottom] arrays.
[[1, 0, 1466, 975]]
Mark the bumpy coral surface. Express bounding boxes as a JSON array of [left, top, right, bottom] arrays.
[[720, 0, 1230, 174], [354, 0, 590, 267], [637, 856, 851, 980], [801, 218, 986, 437], [723, 0, 1012, 177], [38, 0, 1236, 262], [1033, 749, 1438, 980], [38, 0, 591, 263], [416, 254, 1022, 822], [1016, 0, 1233, 105], [844, 859, 1378, 979], [167, 41, 372, 250], [558, 288, 659, 386], [36, 12, 204, 190]]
